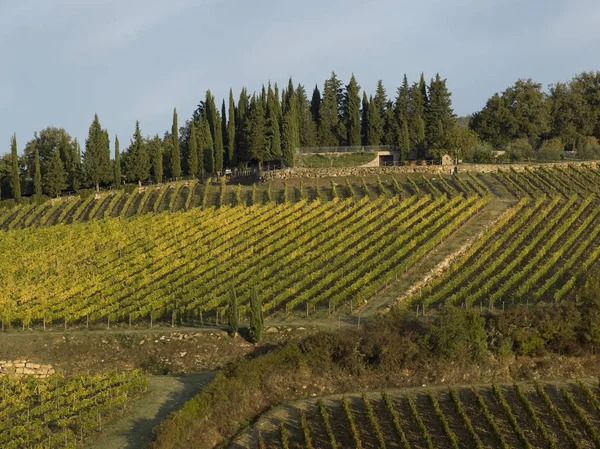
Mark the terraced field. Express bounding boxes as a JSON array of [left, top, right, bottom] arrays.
[[239, 380, 600, 449]]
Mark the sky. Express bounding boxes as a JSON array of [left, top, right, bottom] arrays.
[[1, 0, 599, 154]]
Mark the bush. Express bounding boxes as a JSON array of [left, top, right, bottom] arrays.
[[505, 138, 535, 162], [537, 138, 563, 161], [466, 143, 495, 163], [78, 188, 95, 200], [30, 194, 50, 206], [577, 136, 600, 160]]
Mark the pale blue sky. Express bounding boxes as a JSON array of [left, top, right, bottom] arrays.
[[1, 0, 599, 153]]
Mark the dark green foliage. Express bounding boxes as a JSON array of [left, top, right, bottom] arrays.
[[171, 108, 181, 178], [426, 306, 487, 361], [249, 287, 264, 343], [84, 114, 111, 191], [33, 145, 42, 196], [310, 84, 321, 125], [296, 84, 317, 147], [202, 116, 215, 173], [228, 284, 239, 335], [318, 72, 345, 146], [43, 149, 68, 197], [266, 85, 282, 161], [227, 89, 236, 167], [114, 136, 122, 186], [343, 74, 361, 146], [426, 73, 456, 149], [10, 135, 20, 200], [123, 121, 150, 182], [247, 95, 268, 166], [282, 107, 299, 167], [188, 123, 199, 177]]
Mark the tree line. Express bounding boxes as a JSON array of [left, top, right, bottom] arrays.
[[469, 71, 600, 162], [0, 72, 455, 200]]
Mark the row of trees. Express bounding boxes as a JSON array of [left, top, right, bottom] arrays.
[[469, 72, 600, 159], [1, 72, 456, 200]]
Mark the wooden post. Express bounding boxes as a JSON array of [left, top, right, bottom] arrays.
[[64, 317, 67, 331], [357, 313, 361, 329], [86, 315, 89, 330], [107, 316, 110, 330], [129, 314, 132, 329]]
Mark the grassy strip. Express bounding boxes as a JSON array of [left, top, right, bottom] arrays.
[[534, 382, 579, 449], [428, 391, 459, 449], [472, 387, 509, 449], [407, 395, 434, 449], [449, 389, 483, 449], [381, 393, 411, 449], [513, 384, 557, 449], [492, 384, 531, 449]]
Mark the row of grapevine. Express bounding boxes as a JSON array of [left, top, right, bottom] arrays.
[[0, 370, 147, 449], [248, 381, 600, 449]]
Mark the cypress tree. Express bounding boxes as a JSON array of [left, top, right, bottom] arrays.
[[214, 110, 224, 172], [296, 84, 317, 147], [399, 121, 410, 161], [188, 123, 199, 177], [71, 138, 82, 191], [394, 74, 410, 124], [366, 96, 381, 145], [59, 131, 72, 175], [33, 144, 42, 196], [228, 284, 239, 335], [149, 135, 164, 183], [10, 135, 21, 200], [171, 108, 181, 179], [310, 85, 321, 125], [125, 121, 150, 182], [221, 99, 228, 165], [373, 80, 387, 144], [202, 116, 215, 173], [282, 107, 299, 167], [114, 136, 121, 186], [247, 95, 268, 168], [227, 89, 237, 167], [266, 85, 282, 161], [361, 92, 369, 145], [343, 74, 362, 146], [236, 88, 250, 164], [43, 150, 67, 197], [383, 104, 399, 146], [426, 73, 456, 150], [249, 286, 264, 343], [84, 114, 111, 192]]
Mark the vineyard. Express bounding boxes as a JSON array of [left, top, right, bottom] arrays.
[[0, 182, 488, 328], [0, 172, 483, 232], [241, 380, 600, 449], [0, 370, 147, 449], [410, 164, 600, 311]]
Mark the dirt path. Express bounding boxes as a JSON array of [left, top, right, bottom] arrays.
[[86, 373, 216, 449]]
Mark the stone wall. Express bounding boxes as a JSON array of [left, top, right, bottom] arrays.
[[263, 161, 600, 180], [0, 360, 55, 378]]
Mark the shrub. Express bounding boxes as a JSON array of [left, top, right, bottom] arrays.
[[79, 188, 96, 199], [505, 138, 535, 162], [537, 138, 563, 161], [577, 136, 600, 160], [123, 184, 138, 195], [466, 142, 495, 163]]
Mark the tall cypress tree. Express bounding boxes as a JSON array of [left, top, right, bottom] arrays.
[[84, 114, 111, 192], [247, 95, 268, 167], [426, 73, 455, 150], [148, 135, 164, 183], [296, 84, 317, 147], [125, 121, 150, 182], [318, 74, 342, 146], [310, 85, 321, 125], [227, 89, 237, 167], [249, 286, 264, 343], [71, 138, 82, 191], [202, 116, 214, 173], [43, 150, 67, 197], [228, 284, 239, 335], [188, 123, 199, 177], [171, 108, 181, 179], [214, 110, 224, 172], [33, 144, 42, 196], [366, 96, 381, 145], [399, 121, 410, 161], [266, 85, 282, 161], [114, 136, 121, 186], [343, 74, 362, 147], [221, 99, 228, 165], [236, 88, 250, 164], [282, 107, 299, 167], [59, 131, 72, 175], [10, 135, 21, 200]]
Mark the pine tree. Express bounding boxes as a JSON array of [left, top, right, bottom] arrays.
[[188, 123, 199, 177], [228, 284, 239, 335], [43, 150, 67, 197], [394, 74, 410, 124], [84, 114, 111, 192], [171, 108, 181, 179], [125, 121, 150, 182], [114, 136, 121, 186], [343, 74, 362, 146], [227, 89, 237, 167], [31, 143, 42, 196], [249, 286, 264, 343], [408, 82, 427, 154]]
